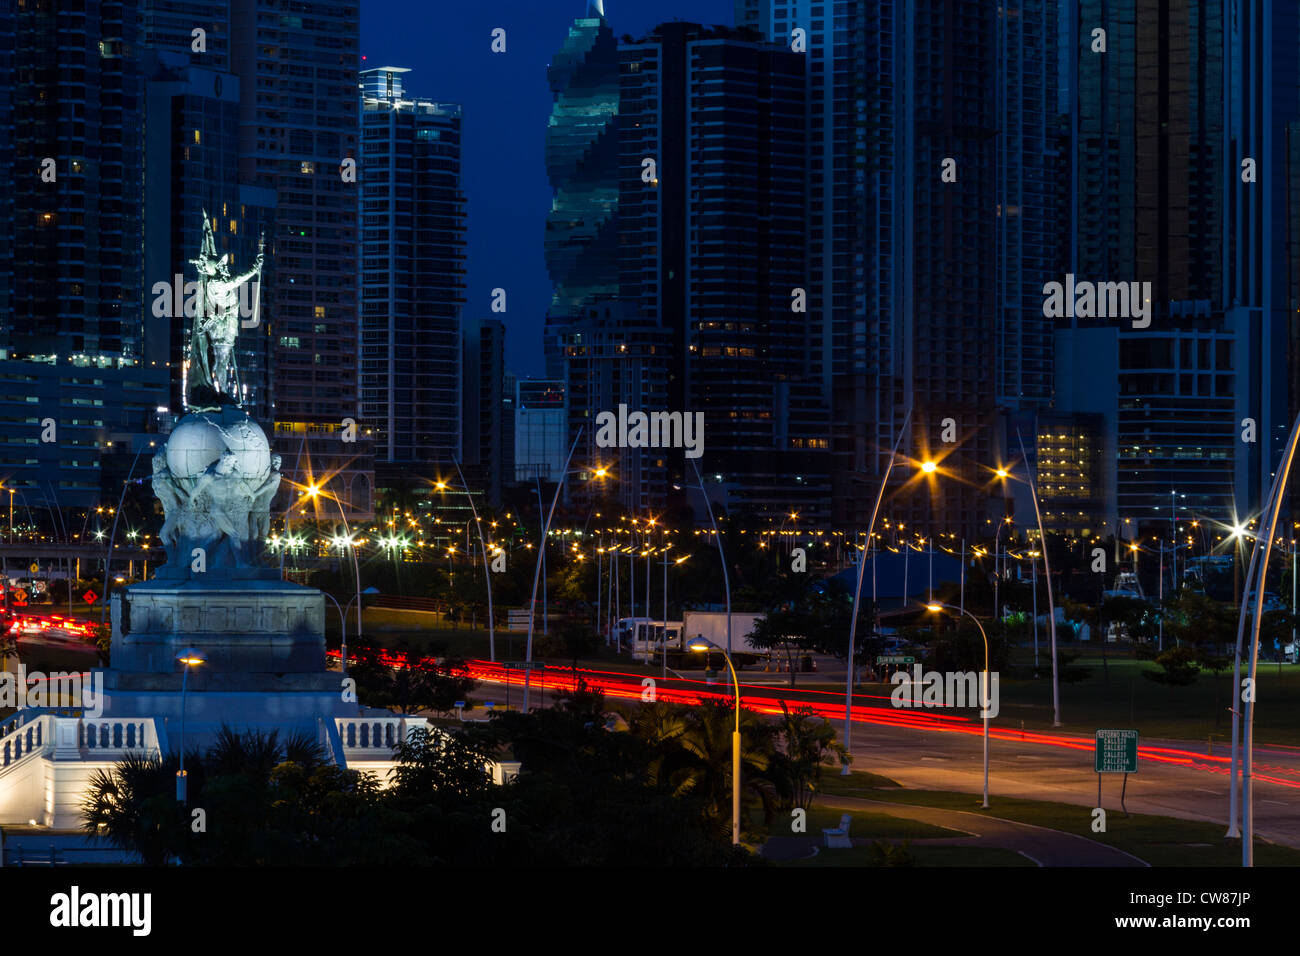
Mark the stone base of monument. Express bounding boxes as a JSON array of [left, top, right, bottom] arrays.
[[109, 578, 326, 674]]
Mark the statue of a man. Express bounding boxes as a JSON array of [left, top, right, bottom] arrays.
[[188, 212, 263, 409]]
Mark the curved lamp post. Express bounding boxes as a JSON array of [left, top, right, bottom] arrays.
[[298, 481, 363, 649], [438, 462, 496, 662], [322, 586, 379, 676], [688, 458, 731, 659], [175, 647, 205, 802], [1230, 406, 1300, 864], [925, 602, 991, 808], [843, 409, 912, 773], [522, 428, 583, 712], [1010, 431, 1061, 727], [688, 634, 741, 846], [101, 440, 157, 625]]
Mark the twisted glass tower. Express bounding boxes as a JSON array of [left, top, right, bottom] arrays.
[[542, 1, 619, 370]]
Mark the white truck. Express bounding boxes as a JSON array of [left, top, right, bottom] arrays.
[[681, 611, 765, 658]]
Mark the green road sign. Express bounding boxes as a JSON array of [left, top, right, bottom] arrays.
[[502, 661, 546, 670], [1095, 729, 1139, 773], [877, 656, 915, 665]]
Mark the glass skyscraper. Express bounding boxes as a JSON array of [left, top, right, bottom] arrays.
[[360, 67, 466, 485], [542, 2, 619, 369]]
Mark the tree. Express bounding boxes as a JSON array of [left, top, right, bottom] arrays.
[[81, 751, 185, 866], [90, 621, 112, 666], [774, 702, 847, 810], [653, 701, 782, 833], [749, 575, 858, 685], [1143, 645, 1201, 687], [1102, 595, 1157, 646], [1163, 589, 1235, 657], [537, 608, 600, 677], [347, 640, 477, 715], [389, 726, 496, 803]]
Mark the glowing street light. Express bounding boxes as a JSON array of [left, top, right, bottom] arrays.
[[688, 635, 742, 846], [176, 648, 206, 803]]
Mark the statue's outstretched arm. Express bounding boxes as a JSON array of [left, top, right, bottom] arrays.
[[230, 259, 263, 289]]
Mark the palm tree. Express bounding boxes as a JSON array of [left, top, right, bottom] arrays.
[[776, 701, 847, 810], [81, 751, 184, 865], [660, 701, 781, 832]]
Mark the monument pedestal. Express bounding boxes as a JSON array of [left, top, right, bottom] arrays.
[[110, 573, 325, 675]]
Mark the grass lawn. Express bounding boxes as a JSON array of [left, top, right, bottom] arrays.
[[800, 806, 963, 840], [818, 771, 1300, 867], [814, 770, 903, 795], [785, 845, 1035, 867]]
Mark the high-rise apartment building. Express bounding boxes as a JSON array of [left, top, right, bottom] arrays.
[[0, 0, 170, 508], [617, 21, 830, 523], [360, 67, 465, 493], [462, 318, 512, 508], [229, 0, 371, 520], [742, 1, 1055, 537], [1057, 1, 1300, 533]]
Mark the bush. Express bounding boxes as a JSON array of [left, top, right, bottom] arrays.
[[869, 839, 916, 867], [1143, 645, 1200, 686]]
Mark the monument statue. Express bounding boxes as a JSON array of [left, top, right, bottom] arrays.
[[187, 211, 263, 411], [151, 213, 280, 578]]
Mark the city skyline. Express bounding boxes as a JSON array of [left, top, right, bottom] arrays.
[[359, 0, 735, 380]]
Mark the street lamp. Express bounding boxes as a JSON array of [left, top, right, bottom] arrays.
[[843, 408, 912, 774], [322, 586, 379, 675], [522, 428, 584, 712], [688, 458, 731, 657], [1230, 406, 1300, 863], [101, 440, 157, 626], [300, 481, 363, 648], [925, 603, 991, 808], [688, 635, 742, 846], [176, 648, 205, 802], [1008, 431, 1061, 727], [436, 461, 498, 662]]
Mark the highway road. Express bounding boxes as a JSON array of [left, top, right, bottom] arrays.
[[460, 657, 1300, 850]]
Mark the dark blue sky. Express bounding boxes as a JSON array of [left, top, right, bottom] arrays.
[[361, 0, 735, 378]]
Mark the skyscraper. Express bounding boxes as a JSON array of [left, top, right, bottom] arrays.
[[542, 1, 619, 369], [229, 0, 371, 520], [0, 0, 170, 508], [619, 22, 830, 522], [1056, 0, 1300, 533], [462, 317, 512, 508], [9, 0, 145, 362], [360, 67, 466, 492], [742, 2, 1056, 537]]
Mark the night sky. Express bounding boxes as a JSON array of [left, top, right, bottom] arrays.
[[360, 0, 736, 379]]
